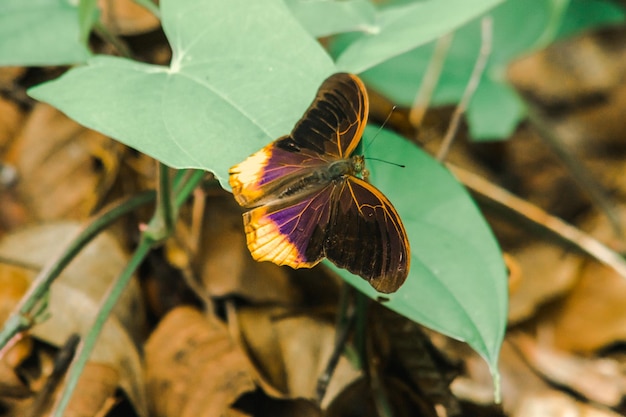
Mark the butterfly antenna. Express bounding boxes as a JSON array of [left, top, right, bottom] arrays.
[[365, 157, 405, 169], [364, 105, 397, 152]]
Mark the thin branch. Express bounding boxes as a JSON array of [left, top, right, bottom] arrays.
[[50, 170, 206, 417], [449, 164, 626, 279], [410, 32, 454, 128], [437, 16, 493, 162], [0, 191, 155, 351], [51, 240, 152, 417]]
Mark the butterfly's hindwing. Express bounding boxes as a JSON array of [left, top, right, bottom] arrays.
[[324, 177, 410, 293], [243, 185, 334, 267]]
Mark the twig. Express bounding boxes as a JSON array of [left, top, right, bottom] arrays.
[[316, 284, 356, 403], [437, 16, 493, 162], [410, 32, 454, 128], [449, 164, 626, 278], [50, 169, 206, 417], [51, 240, 152, 417], [0, 191, 155, 351]]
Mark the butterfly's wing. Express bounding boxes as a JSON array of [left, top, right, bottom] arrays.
[[230, 73, 408, 293], [325, 177, 410, 293], [229, 73, 368, 207], [290, 72, 368, 159], [242, 184, 335, 268]]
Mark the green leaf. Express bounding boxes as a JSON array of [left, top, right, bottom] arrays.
[[359, 0, 555, 140], [285, 0, 377, 38], [558, 0, 625, 38], [78, 0, 99, 43], [335, 0, 505, 74], [29, 0, 335, 184], [329, 126, 507, 375], [0, 0, 91, 66], [29, 0, 506, 377], [467, 78, 525, 140], [358, 0, 624, 140]]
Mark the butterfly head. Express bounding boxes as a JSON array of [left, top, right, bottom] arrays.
[[351, 154, 368, 180]]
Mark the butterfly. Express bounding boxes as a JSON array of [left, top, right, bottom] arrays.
[[229, 73, 410, 293]]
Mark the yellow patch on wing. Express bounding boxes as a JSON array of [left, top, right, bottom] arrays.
[[228, 146, 272, 207], [243, 207, 317, 269]]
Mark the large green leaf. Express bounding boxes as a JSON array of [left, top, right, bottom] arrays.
[[0, 0, 91, 65], [29, 0, 336, 183], [335, 0, 504, 74], [328, 126, 507, 373], [285, 0, 377, 38], [29, 0, 506, 379]]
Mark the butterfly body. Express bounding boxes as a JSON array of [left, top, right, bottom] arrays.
[[229, 73, 410, 293]]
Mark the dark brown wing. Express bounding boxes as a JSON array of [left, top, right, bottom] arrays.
[[324, 176, 410, 293], [229, 73, 368, 208], [289, 72, 368, 159]]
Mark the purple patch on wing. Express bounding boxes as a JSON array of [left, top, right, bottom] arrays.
[[265, 185, 334, 263], [258, 145, 328, 187]]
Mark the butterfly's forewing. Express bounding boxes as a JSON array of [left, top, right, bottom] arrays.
[[229, 135, 327, 207], [290, 73, 368, 159], [229, 73, 368, 207], [325, 176, 410, 293]]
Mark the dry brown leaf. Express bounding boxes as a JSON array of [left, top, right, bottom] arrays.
[[371, 305, 461, 416], [0, 263, 32, 324], [233, 305, 360, 402], [60, 363, 119, 417], [511, 333, 626, 407], [0, 222, 147, 416], [507, 242, 582, 324], [191, 190, 301, 304], [450, 338, 548, 414], [32, 281, 145, 416], [0, 67, 25, 86], [5, 104, 123, 221], [326, 376, 437, 417], [513, 390, 624, 417], [0, 222, 146, 338], [98, 0, 160, 35], [508, 26, 626, 149], [548, 258, 626, 352], [0, 263, 35, 402], [144, 306, 256, 417], [232, 393, 322, 417], [0, 187, 30, 235], [0, 359, 31, 400], [274, 313, 348, 400], [0, 98, 25, 151]]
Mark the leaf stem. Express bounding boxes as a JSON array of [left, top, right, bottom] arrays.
[[51, 237, 152, 417], [437, 16, 493, 162], [50, 169, 206, 417], [0, 191, 155, 350]]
